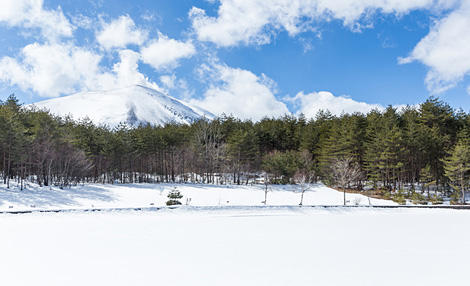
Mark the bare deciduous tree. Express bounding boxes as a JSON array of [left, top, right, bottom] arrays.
[[262, 172, 270, 205], [331, 157, 363, 206], [193, 119, 224, 184], [294, 172, 311, 206], [295, 150, 315, 206]]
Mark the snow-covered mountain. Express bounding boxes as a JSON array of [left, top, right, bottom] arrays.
[[31, 85, 213, 127]]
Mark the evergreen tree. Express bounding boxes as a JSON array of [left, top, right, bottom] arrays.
[[443, 139, 470, 204], [226, 127, 259, 184], [418, 97, 457, 190], [2, 91, 470, 203], [262, 150, 299, 184], [166, 187, 183, 205]]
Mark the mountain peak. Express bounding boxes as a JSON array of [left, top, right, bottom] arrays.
[[31, 85, 213, 127]]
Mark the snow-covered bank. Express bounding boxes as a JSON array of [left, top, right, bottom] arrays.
[[0, 208, 468, 286], [0, 182, 395, 211]]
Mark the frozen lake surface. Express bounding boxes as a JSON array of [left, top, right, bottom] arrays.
[[1, 207, 468, 286]]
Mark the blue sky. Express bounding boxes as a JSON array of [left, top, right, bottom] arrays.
[[1, 0, 470, 120]]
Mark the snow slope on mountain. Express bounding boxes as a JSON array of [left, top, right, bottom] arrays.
[[31, 85, 213, 127]]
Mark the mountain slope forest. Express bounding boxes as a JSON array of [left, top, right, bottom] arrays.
[[1, 94, 470, 203]]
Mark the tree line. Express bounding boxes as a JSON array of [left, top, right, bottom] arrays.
[[1, 94, 470, 203]]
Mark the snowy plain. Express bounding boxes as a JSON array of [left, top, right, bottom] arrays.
[[3, 183, 467, 286], [1, 207, 469, 286], [0, 182, 395, 211]]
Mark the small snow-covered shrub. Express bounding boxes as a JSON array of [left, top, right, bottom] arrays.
[[166, 188, 183, 206]]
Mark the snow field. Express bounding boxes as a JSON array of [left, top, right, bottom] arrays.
[[0, 208, 468, 286], [0, 182, 395, 211]]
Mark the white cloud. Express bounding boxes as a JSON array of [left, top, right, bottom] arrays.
[[0, 12, 170, 98], [71, 14, 93, 30], [189, 0, 457, 47], [0, 43, 158, 97], [190, 63, 289, 120], [292, 91, 382, 118], [141, 11, 161, 23], [0, 42, 101, 97], [0, 0, 74, 40], [141, 33, 196, 70], [399, 0, 470, 93], [160, 74, 176, 89], [159, 74, 194, 100], [189, 0, 470, 95], [96, 15, 148, 50], [105, 49, 154, 89]]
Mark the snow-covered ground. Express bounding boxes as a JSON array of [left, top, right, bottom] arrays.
[[0, 182, 395, 211], [0, 207, 468, 286]]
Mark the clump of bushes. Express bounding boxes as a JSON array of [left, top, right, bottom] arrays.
[[430, 194, 444, 205], [410, 192, 427, 205], [383, 191, 392, 200], [391, 190, 407, 205], [450, 192, 461, 205], [380, 189, 445, 205]]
